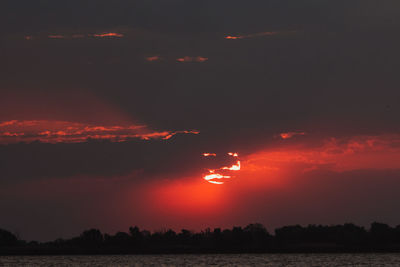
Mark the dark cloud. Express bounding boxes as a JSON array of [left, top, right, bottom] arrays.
[[2, 0, 400, 36], [0, 133, 240, 183]]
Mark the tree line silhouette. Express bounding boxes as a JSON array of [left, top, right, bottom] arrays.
[[2, 222, 400, 254]]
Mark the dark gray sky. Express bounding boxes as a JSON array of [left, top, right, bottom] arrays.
[[1, 0, 400, 241]]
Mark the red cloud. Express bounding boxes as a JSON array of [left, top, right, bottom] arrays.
[[224, 31, 295, 40], [0, 120, 199, 144], [242, 134, 400, 176], [146, 56, 161, 62], [91, 32, 124, 38], [176, 56, 208, 63], [280, 131, 306, 139], [26, 32, 125, 40], [225, 36, 242, 40]]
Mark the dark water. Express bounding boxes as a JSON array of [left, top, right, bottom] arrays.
[[1, 253, 400, 266]]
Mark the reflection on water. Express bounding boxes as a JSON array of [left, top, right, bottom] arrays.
[[1, 253, 400, 266]]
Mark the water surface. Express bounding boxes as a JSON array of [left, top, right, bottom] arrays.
[[2, 253, 400, 266]]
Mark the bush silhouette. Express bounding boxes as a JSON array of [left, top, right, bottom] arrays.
[[2, 222, 400, 254], [0, 229, 18, 246]]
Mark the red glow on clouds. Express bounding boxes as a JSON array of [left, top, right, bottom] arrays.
[[203, 152, 241, 185], [176, 56, 208, 63], [225, 31, 279, 40], [203, 171, 231, 185], [0, 120, 199, 144], [91, 32, 124, 38], [6, 132, 400, 237], [2, 132, 25, 137], [146, 56, 161, 62], [162, 130, 200, 140], [242, 134, 400, 175], [228, 152, 239, 157], [198, 134, 400, 189], [225, 36, 241, 40], [222, 161, 241, 171], [27, 32, 125, 40], [280, 131, 306, 139]]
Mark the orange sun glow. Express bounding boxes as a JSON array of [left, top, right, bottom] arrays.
[[202, 152, 241, 185]]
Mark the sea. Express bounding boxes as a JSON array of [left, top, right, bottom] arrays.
[[1, 253, 400, 266]]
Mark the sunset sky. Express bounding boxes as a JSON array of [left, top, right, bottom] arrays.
[[1, 0, 400, 241]]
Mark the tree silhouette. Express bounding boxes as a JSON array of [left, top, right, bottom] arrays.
[[0, 229, 18, 246], [78, 229, 103, 246], [2, 222, 400, 254]]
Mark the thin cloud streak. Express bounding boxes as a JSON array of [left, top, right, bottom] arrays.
[[176, 56, 208, 63], [25, 32, 125, 40], [146, 56, 161, 62], [224, 31, 295, 40], [0, 120, 199, 144], [279, 131, 306, 139], [91, 32, 124, 38]]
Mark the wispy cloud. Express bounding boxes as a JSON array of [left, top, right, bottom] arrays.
[[224, 31, 294, 40], [91, 32, 124, 38], [146, 56, 161, 62], [25, 32, 125, 41], [176, 56, 208, 63], [0, 120, 198, 144], [279, 131, 306, 139]]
